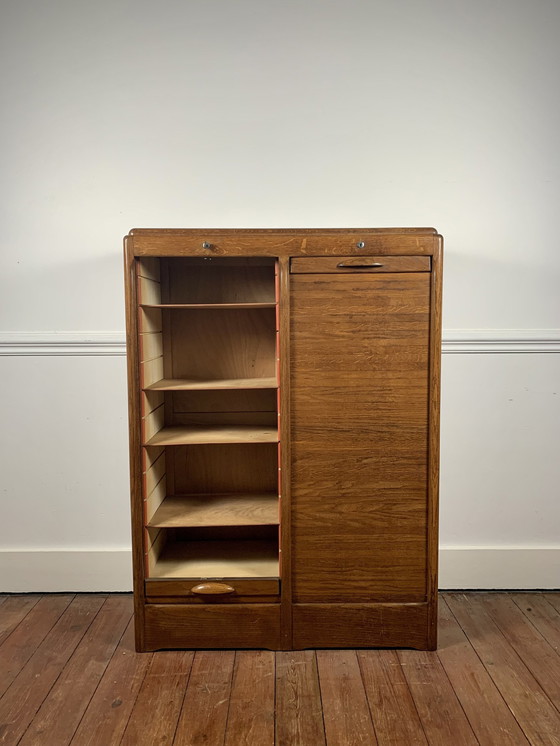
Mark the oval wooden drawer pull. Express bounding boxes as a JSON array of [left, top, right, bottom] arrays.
[[190, 582, 235, 596]]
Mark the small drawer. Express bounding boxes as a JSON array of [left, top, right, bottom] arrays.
[[145, 577, 280, 603], [290, 256, 431, 273]]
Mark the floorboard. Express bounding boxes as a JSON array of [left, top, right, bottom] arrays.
[[276, 651, 326, 746], [0, 595, 105, 745], [224, 651, 276, 746], [544, 593, 560, 615], [357, 649, 427, 745], [447, 592, 560, 746], [438, 597, 529, 745], [0, 595, 73, 698], [0, 595, 41, 647], [0, 591, 559, 745], [511, 592, 560, 656], [70, 616, 151, 746], [317, 650, 377, 746], [397, 647, 478, 745], [174, 650, 235, 746], [19, 595, 132, 746], [120, 651, 194, 746], [481, 593, 560, 709]]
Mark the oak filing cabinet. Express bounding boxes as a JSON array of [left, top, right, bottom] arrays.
[[124, 228, 443, 651]]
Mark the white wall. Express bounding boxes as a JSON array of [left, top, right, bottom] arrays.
[[1, 0, 559, 590]]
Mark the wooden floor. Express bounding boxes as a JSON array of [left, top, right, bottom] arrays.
[[0, 593, 559, 745]]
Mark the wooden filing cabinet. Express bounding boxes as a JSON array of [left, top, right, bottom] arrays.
[[124, 228, 442, 651]]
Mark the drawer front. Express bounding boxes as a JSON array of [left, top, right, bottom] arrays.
[[291, 255, 431, 273], [144, 603, 281, 650], [145, 577, 279, 603]]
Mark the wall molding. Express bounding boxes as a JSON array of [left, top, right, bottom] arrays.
[[0, 329, 559, 356], [0, 547, 558, 592], [0, 332, 126, 356], [442, 329, 560, 354]]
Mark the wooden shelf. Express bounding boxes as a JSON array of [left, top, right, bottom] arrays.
[[144, 425, 279, 447], [148, 493, 279, 528], [149, 539, 279, 579], [144, 376, 278, 391], [140, 302, 276, 309]]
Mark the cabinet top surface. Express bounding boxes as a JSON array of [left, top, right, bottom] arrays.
[[125, 228, 443, 258], [128, 227, 438, 235]]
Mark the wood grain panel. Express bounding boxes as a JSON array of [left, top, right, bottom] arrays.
[[145, 473, 166, 523], [145, 375, 278, 390], [137, 276, 161, 306], [147, 535, 279, 579], [143, 449, 165, 499], [140, 389, 164, 418], [142, 445, 164, 474], [291, 272, 430, 603], [141, 402, 164, 443], [169, 307, 276, 380], [144, 604, 281, 650], [427, 236, 443, 648], [145, 423, 278, 446], [277, 256, 292, 649], [173, 443, 278, 495], [148, 492, 279, 528], [138, 331, 162, 363], [129, 229, 438, 257], [139, 356, 164, 388], [293, 603, 429, 649], [146, 577, 279, 599], [125, 236, 146, 652], [291, 255, 430, 273], [165, 257, 276, 304], [136, 257, 160, 282], [138, 306, 162, 334], [171, 387, 277, 414]]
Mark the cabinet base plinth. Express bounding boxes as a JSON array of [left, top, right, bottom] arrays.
[[293, 602, 433, 650], [142, 603, 282, 651]]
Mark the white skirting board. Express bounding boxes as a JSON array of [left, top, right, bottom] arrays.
[[0, 548, 558, 592], [0, 550, 133, 593], [438, 547, 560, 590]]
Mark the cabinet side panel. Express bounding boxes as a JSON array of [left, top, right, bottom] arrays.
[[278, 257, 293, 648], [291, 273, 431, 604], [427, 237, 443, 648], [124, 239, 146, 650]]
